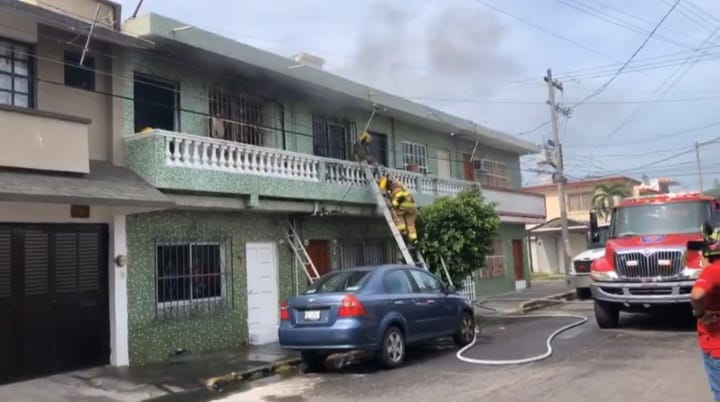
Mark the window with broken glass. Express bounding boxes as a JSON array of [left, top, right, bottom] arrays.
[[0, 38, 33, 108], [154, 239, 234, 319]]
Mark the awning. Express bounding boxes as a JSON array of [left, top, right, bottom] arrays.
[[0, 160, 174, 208], [528, 217, 588, 233]]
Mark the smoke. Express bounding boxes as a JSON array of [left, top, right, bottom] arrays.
[[335, 1, 523, 101]]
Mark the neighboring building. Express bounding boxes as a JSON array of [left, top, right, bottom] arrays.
[[633, 177, 679, 196], [0, 0, 171, 383], [0, 0, 545, 380], [524, 176, 639, 274]]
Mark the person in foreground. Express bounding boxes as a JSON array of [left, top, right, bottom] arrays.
[[690, 219, 720, 401]]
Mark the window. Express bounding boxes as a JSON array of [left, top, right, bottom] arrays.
[[134, 73, 178, 133], [408, 270, 443, 293], [154, 240, 233, 319], [383, 270, 415, 294], [341, 239, 394, 268], [474, 159, 510, 189], [0, 38, 32, 108], [64, 51, 94, 90], [209, 88, 267, 145], [368, 131, 388, 166], [401, 142, 428, 173], [305, 270, 372, 294], [568, 192, 593, 212], [313, 115, 354, 160], [480, 239, 505, 279]]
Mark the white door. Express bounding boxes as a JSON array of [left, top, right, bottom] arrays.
[[246, 242, 279, 345], [436, 149, 451, 178]]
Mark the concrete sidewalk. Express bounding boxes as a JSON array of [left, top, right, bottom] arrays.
[[0, 343, 298, 402], [474, 279, 574, 316]]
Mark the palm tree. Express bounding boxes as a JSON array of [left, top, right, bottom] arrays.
[[591, 183, 628, 223]]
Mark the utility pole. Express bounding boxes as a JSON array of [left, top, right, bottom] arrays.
[[544, 68, 573, 278], [696, 141, 704, 193]]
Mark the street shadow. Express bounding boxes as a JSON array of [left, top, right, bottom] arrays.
[[615, 307, 696, 333], [317, 338, 461, 375]]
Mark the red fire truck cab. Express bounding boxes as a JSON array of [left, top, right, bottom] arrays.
[[589, 192, 720, 328]]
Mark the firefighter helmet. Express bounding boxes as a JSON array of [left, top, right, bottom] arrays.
[[378, 177, 388, 191], [358, 131, 371, 143]]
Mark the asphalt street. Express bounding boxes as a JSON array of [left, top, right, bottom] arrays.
[[210, 300, 715, 402]]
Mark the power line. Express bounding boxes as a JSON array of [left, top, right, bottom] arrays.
[[557, 0, 694, 50], [567, 0, 681, 111]]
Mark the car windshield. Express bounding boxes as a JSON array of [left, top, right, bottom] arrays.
[[610, 201, 711, 238], [304, 270, 372, 294]]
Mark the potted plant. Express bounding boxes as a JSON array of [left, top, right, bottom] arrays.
[[407, 161, 419, 172]]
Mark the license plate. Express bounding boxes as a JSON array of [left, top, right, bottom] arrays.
[[304, 310, 321, 321]]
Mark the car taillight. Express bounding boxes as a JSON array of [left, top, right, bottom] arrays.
[[338, 295, 365, 318], [280, 299, 290, 321]]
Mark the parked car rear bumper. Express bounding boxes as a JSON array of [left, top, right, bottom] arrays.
[[278, 320, 377, 351], [570, 273, 592, 289]]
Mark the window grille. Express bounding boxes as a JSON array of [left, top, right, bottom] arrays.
[[480, 239, 505, 279], [340, 239, 395, 268], [0, 38, 32, 108], [209, 88, 266, 146], [153, 238, 234, 319], [473, 159, 510, 189], [312, 115, 354, 160], [401, 142, 428, 173]]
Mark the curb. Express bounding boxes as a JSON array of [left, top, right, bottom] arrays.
[[204, 356, 301, 391], [519, 290, 576, 314]]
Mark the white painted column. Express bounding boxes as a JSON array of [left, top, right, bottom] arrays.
[[109, 212, 129, 366]]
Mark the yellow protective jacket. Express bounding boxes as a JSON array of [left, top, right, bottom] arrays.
[[388, 180, 415, 210]]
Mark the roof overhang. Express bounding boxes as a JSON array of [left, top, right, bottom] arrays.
[[0, 0, 154, 49], [0, 160, 174, 208], [122, 13, 539, 155]]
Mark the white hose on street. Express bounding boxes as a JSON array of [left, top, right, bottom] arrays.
[[455, 299, 589, 365]]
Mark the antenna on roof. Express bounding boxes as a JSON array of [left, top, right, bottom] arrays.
[[131, 0, 145, 20], [79, 4, 101, 66]]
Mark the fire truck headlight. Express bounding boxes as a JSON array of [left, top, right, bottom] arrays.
[[591, 270, 619, 281], [681, 268, 701, 280]]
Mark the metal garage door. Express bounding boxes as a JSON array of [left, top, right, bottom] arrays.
[[0, 224, 109, 384]]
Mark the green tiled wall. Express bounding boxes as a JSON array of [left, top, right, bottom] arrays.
[[125, 210, 295, 365]]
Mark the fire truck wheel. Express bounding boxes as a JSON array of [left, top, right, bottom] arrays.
[[594, 300, 619, 328]]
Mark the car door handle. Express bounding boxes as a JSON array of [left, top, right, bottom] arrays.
[[394, 300, 407, 304]]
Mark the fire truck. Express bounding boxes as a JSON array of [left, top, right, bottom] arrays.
[[588, 192, 720, 328]]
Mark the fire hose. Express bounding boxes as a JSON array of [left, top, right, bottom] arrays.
[[455, 297, 589, 365]]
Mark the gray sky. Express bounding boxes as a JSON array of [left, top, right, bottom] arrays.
[[119, 0, 720, 191]]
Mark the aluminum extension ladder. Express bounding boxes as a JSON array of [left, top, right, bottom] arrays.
[[280, 218, 321, 283], [360, 162, 429, 270]]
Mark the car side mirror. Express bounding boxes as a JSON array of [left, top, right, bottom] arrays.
[[589, 210, 600, 242], [444, 284, 456, 294]]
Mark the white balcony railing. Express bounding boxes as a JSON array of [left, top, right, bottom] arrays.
[[130, 131, 546, 220], [158, 131, 478, 195]]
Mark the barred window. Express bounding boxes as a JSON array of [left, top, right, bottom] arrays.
[[341, 239, 396, 268], [0, 38, 33, 108], [480, 239, 505, 279], [313, 115, 354, 160], [474, 159, 510, 189], [401, 142, 428, 173], [154, 239, 233, 319]]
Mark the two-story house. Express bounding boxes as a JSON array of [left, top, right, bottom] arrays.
[[524, 176, 639, 274], [0, 0, 545, 380]]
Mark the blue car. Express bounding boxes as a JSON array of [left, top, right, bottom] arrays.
[[278, 264, 476, 370]]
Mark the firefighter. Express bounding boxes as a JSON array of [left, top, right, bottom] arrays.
[[378, 175, 418, 246], [353, 131, 374, 164]]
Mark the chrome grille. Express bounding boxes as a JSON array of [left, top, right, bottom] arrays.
[[614, 249, 685, 279]]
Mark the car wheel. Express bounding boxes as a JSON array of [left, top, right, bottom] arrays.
[[594, 300, 620, 329], [300, 351, 327, 373], [453, 312, 475, 346], [377, 325, 405, 369]]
